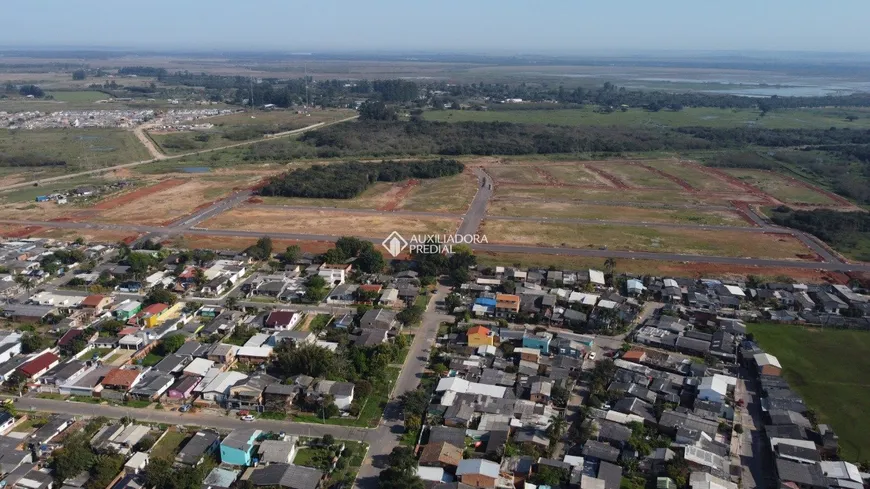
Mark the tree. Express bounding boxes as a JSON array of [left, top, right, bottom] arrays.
[[359, 100, 398, 121], [604, 257, 616, 276], [357, 246, 386, 273], [397, 304, 425, 325], [551, 385, 570, 407], [193, 268, 206, 286], [72, 70, 87, 80], [144, 286, 177, 306], [531, 466, 566, 486], [399, 389, 429, 418], [279, 245, 301, 264], [158, 334, 186, 355], [87, 453, 125, 489], [444, 293, 462, 313], [322, 434, 335, 446], [245, 236, 273, 260], [665, 455, 690, 488], [51, 432, 95, 481], [734, 424, 744, 434], [273, 343, 337, 378], [547, 413, 568, 445], [21, 332, 47, 353], [224, 297, 239, 311], [14, 274, 34, 294]]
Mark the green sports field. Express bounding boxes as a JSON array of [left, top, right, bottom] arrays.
[[749, 322, 870, 461]]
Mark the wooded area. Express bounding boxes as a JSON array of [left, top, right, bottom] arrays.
[[259, 158, 464, 199], [770, 207, 870, 261]]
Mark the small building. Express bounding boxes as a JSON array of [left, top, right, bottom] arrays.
[[257, 439, 298, 465], [264, 310, 303, 331], [18, 352, 61, 381], [466, 325, 494, 347], [754, 353, 782, 376], [80, 294, 112, 314], [220, 428, 261, 466], [456, 459, 500, 488], [176, 430, 221, 466], [248, 463, 323, 489]]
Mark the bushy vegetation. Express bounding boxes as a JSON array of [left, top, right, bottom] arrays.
[[770, 207, 870, 261], [259, 158, 464, 199]]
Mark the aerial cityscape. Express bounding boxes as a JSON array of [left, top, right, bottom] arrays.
[[0, 3, 869, 489]]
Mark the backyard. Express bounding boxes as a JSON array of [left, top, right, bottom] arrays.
[[749, 323, 870, 461]]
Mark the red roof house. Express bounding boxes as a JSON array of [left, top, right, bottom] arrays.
[[18, 352, 60, 380]]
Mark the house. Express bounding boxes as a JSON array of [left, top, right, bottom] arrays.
[[312, 380, 355, 410], [113, 300, 142, 321], [248, 463, 323, 489], [176, 430, 221, 466], [326, 283, 358, 305], [263, 383, 299, 414], [128, 371, 174, 400], [80, 294, 112, 314], [583, 440, 620, 463], [264, 310, 303, 331], [495, 293, 520, 317], [775, 458, 828, 489], [220, 428, 261, 466], [153, 354, 190, 374], [530, 380, 553, 403], [4, 463, 54, 489], [697, 375, 737, 404], [0, 436, 33, 474], [351, 328, 389, 347], [100, 368, 144, 400], [18, 352, 61, 381], [466, 325, 494, 347], [166, 376, 200, 400], [2, 304, 57, 323], [29, 415, 73, 445], [472, 297, 496, 316], [235, 347, 273, 365], [379, 288, 400, 307], [202, 467, 239, 489], [317, 267, 346, 286], [258, 438, 298, 465], [754, 353, 782, 376], [183, 358, 214, 377], [689, 472, 737, 489], [131, 303, 169, 328], [200, 371, 248, 403], [0, 412, 14, 435], [522, 332, 552, 354], [227, 373, 277, 409], [206, 343, 237, 365], [419, 441, 463, 468], [360, 308, 398, 330], [456, 459, 500, 488]]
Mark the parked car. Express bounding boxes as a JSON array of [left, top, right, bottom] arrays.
[[179, 404, 191, 412], [588, 352, 597, 361], [241, 415, 255, 422]]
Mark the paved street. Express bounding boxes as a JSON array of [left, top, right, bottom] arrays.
[[736, 369, 768, 489], [354, 284, 452, 489], [456, 167, 493, 236], [12, 397, 369, 441]]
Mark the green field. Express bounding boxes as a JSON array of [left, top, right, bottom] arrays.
[[0, 128, 151, 173], [0, 176, 112, 204], [723, 168, 836, 205], [49, 91, 110, 103], [150, 430, 188, 459], [424, 106, 870, 129], [148, 109, 355, 155], [749, 323, 870, 461]]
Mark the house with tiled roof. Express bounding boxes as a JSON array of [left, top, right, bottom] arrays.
[[18, 352, 60, 381], [99, 368, 143, 400]]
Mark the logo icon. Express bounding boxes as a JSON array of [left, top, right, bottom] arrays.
[[382, 231, 409, 257]]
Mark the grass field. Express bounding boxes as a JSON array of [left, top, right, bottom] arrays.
[[480, 220, 813, 260], [150, 430, 188, 459], [722, 169, 837, 205], [149, 108, 355, 155], [49, 91, 110, 103], [641, 159, 746, 192], [259, 181, 405, 210], [0, 176, 113, 205], [486, 201, 751, 226], [586, 162, 682, 189], [486, 165, 550, 184], [0, 128, 151, 173], [201, 207, 459, 238], [749, 323, 870, 461], [543, 164, 615, 186], [424, 106, 870, 129], [400, 173, 479, 212]]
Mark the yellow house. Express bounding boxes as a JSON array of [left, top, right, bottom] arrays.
[[133, 302, 183, 328], [467, 325, 494, 347]]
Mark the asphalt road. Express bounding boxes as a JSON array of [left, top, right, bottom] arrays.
[[457, 167, 493, 236], [12, 397, 370, 441], [0, 116, 358, 192], [3, 218, 868, 272], [247, 204, 461, 220], [354, 285, 452, 489]]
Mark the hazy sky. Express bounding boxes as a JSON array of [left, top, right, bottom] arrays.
[[2, 0, 868, 53]]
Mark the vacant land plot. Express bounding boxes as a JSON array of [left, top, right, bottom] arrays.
[[641, 159, 745, 192], [480, 220, 812, 260], [586, 162, 681, 189], [168, 235, 335, 254], [260, 181, 404, 210], [31, 228, 140, 244], [201, 207, 459, 238], [0, 175, 114, 205], [494, 186, 764, 205], [723, 169, 837, 205], [485, 165, 549, 185], [487, 201, 751, 226], [149, 108, 355, 155], [543, 164, 614, 186], [92, 177, 247, 225], [749, 323, 870, 461], [0, 128, 151, 174], [48, 91, 110, 103], [150, 430, 188, 460], [401, 173, 478, 212], [423, 107, 870, 130]]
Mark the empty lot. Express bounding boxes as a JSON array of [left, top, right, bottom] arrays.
[[200, 207, 459, 238], [724, 169, 838, 205], [486, 201, 751, 226], [480, 220, 813, 260]]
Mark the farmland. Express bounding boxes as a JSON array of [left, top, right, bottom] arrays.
[[749, 323, 870, 461], [480, 220, 813, 260], [200, 206, 459, 238]]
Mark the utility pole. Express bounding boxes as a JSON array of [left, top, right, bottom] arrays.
[[249, 76, 254, 112]]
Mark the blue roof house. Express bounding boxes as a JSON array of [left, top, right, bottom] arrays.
[[522, 332, 553, 355], [473, 297, 496, 316], [220, 428, 261, 466]]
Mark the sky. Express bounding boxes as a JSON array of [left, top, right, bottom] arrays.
[[2, 0, 869, 54]]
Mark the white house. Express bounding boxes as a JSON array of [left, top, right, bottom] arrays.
[[317, 268, 346, 286], [200, 371, 248, 403], [697, 374, 737, 403]]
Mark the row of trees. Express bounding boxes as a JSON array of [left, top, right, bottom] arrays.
[[259, 158, 464, 199], [770, 207, 870, 261]]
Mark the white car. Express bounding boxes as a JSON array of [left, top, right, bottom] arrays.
[[241, 415, 255, 422], [588, 352, 597, 361]]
